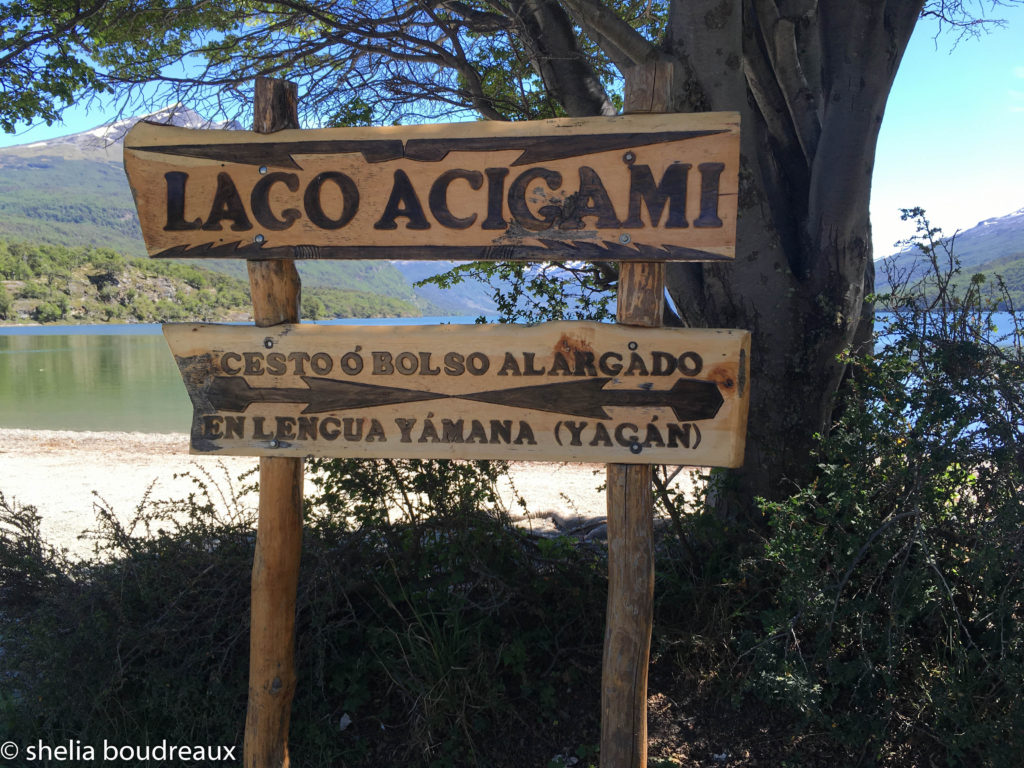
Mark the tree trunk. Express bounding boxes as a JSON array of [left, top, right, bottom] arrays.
[[554, 0, 924, 519], [654, 0, 924, 523]]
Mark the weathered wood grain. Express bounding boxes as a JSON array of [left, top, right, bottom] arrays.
[[248, 258, 301, 327], [123, 112, 739, 262], [601, 59, 675, 768], [163, 321, 750, 467], [616, 261, 666, 327], [246, 456, 303, 768], [244, 76, 304, 768], [602, 463, 655, 767], [623, 60, 676, 114]]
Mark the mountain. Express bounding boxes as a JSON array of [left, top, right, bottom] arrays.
[[0, 240, 421, 324], [942, 207, 1024, 271], [392, 260, 499, 315], [0, 107, 496, 316], [4, 104, 241, 165], [877, 207, 1024, 306], [0, 105, 246, 258]]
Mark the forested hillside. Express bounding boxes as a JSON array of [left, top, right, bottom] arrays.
[[0, 116, 491, 315], [0, 149, 433, 308], [0, 155, 145, 256], [0, 240, 421, 323], [877, 208, 1024, 307]]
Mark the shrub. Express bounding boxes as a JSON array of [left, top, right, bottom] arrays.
[[32, 299, 66, 322], [303, 295, 325, 321], [1, 461, 607, 767], [750, 209, 1024, 765], [17, 280, 48, 300]]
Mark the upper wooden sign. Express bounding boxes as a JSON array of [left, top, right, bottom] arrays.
[[164, 321, 750, 466], [124, 114, 739, 262]]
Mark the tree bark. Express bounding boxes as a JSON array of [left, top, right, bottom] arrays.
[[557, 0, 925, 521], [658, 1, 923, 521], [507, 0, 618, 116]]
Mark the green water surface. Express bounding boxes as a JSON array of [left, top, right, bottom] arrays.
[[0, 332, 191, 433]]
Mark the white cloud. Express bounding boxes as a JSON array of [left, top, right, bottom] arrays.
[[1015, 66, 1024, 79]]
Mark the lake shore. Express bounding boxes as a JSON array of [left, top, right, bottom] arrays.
[[0, 428, 662, 557]]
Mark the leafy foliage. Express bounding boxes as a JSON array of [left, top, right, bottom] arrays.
[[419, 261, 616, 325], [0, 0, 111, 132], [946, 250, 1024, 309], [747, 209, 1024, 765], [0, 462, 607, 767], [0, 0, 668, 128]]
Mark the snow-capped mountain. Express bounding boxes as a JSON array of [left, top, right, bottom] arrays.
[[876, 205, 1024, 302], [951, 207, 1024, 269], [2, 104, 242, 163], [880, 206, 1024, 273]]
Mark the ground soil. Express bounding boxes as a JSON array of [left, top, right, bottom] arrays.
[[0, 428, 636, 557]]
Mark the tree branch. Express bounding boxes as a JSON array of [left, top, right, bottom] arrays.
[[921, 0, 1017, 41], [752, 0, 821, 165], [558, 0, 657, 69], [437, 0, 513, 32], [505, 0, 617, 116], [424, 4, 508, 119]]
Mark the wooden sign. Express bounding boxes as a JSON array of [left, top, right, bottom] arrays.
[[164, 321, 750, 466], [125, 113, 739, 262]]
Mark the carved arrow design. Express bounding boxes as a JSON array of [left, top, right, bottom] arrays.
[[207, 376, 446, 414], [129, 129, 728, 170], [460, 377, 724, 421], [204, 375, 725, 421]]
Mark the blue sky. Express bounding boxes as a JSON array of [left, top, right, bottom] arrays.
[[871, 4, 1024, 255], [1, 7, 1022, 259]]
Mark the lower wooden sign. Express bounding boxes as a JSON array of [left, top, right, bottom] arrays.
[[164, 321, 750, 465]]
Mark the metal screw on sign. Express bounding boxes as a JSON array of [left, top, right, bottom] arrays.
[[264, 338, 274, 349]]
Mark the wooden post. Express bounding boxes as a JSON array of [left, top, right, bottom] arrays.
[[601, 59, 674, 768], [244, 76, 304, 768]]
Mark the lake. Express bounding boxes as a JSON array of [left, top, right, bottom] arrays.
[[0, 317, 481, 433], [1, 313, 1016, 434]]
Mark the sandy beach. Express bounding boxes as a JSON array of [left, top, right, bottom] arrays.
[[0, 428, 635, 557]]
